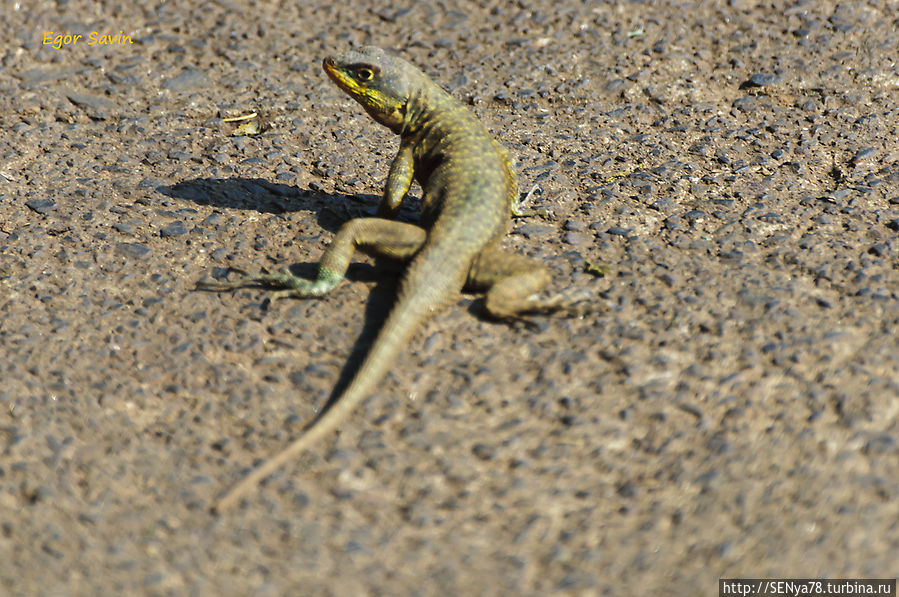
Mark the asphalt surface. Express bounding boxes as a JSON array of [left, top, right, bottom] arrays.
[[1, 0, 898, 595]]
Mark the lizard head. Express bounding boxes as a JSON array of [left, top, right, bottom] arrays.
[[322, 46, 420, 133]]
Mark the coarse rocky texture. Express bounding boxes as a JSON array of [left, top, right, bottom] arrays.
[[1, 1, 898, 595]]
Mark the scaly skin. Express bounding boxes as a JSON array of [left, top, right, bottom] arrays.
[[208, 46, 564, 513]]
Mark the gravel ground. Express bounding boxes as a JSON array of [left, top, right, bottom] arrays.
[[2, 0, 898, 595]]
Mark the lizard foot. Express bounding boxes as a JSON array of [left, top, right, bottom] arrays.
[[528, 286, 599, 318], [196, 266, 342, 299], [483, 287, 599, 329], [195, 267, 254, 291], [512, 184, 550, 217]]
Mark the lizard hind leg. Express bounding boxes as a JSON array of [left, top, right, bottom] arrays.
[[467, 248, 579, 319]]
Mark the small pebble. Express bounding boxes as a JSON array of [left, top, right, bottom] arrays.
[[472, 443, 496, 461], [25, 199, 56, 214], [162, 69, 212, 91], [563, 231, 591, 246], [684, 210, 706, 223], [741, 73, 782, 88], [851, 147, 877, 166], [160, 221, 188, 237], [116, 242, 151, 259]]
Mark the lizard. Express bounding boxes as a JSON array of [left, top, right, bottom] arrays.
[[204, 46, 572, 513]]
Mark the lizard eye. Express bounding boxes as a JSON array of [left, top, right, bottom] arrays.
[[356, 68, 374, 81]]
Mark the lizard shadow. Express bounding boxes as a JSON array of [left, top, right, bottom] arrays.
[[159, 176, 419, 405], [159, 176, 379, 229], [159, 175, 421, 234]]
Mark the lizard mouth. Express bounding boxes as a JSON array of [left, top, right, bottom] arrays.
[[322, 56, 387, 115], [322, 57, 353, 94]]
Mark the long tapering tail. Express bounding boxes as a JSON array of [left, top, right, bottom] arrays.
[[212, 255, 466, 513]]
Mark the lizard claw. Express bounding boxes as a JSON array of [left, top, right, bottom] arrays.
[[524, 287, 598, 318], [272, 288, 301, 300], [195, 267, 259, 292], [512, 184, 550, 217], [550, 287, 599, 317]]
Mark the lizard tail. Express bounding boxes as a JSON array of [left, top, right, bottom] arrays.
[[212, 255, 467, 513]]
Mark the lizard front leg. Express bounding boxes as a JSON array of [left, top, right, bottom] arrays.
[[198, 218, 427, 299], [376, 137, 415, 218]]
